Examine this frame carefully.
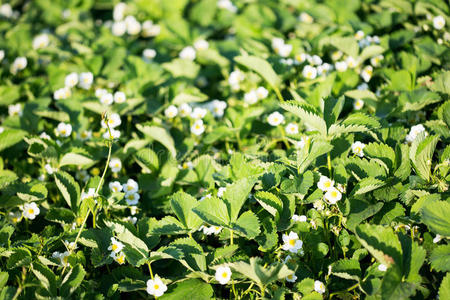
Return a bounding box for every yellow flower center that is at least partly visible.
[222,272,228,278]
[117,255,125,264]
[154,284,160,290]
[289,239,296,246]
[331,191,337,198]
[324,181,331,188]
[28,209,34,215]
[128,194,134,200]
[112,244,118,251]
[60,129,66,135]
[306,71,312,77]
[355,147,361,153]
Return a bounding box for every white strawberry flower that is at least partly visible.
[109,157,122,173]
[81,188,96,201]
[65,72,79,88]
[123,179,139,193]
[286,273,297,282]
[296,135,311,149]
[11,57,27,74]
[433,16,445,30]
[285,123,299,135]
[292,214,307,222]
[295,53,306,64]
[378,264,387,272]
[215,266,232,285]
[217,187,227,198]
[352,141,366,157]
[110,251,126,264]
[244,90,258,105]
[191,107,207,119]
[354,30,365,40]
[146,276,167,297]
[210,100,227,117]
[142,21,160,37]
[56,122,72,137]
[108,237,124,253]
[165,105,178,118]
[113,2,127,21]
[314,280,326,294]
[346,56,358,69]
[8,103,22,116]
[353,99,364,110]
[317,176,334,191]
[44,163,54,175]
[267,111,284,126]
[299,12,313,23]
[194,39,209,51]
[103,128,121,139]
[324,187,342,204]
[217,0,237,13]
[0,4,13,18]
[143,48,156,60]
[433,234,442,243]
[335,61,348,72]
[302,65,317,79]
[125,16,141,35]
[125,192,140,205]
[179,46,196,61]
[256,86,269,99]
[282,231,303,253]
[0,50,4,62]
[95,88,108,98]
[112,21,126,36]
[361,65,373,82]
[100,93,113,105]
[109,181,123,193]
[179,103,192,117]
[370,55,383,67]
[21,202,40,220]
[32,33,50,50]
[406,124,427,143]
[331,50,343,61]
[79,72,93,89]
[309,55,322,66]
[53,87,72,100]
[191,119,205,135]
[101,113,121,129]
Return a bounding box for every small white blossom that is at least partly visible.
[81,188,96,201]
[100,93,114,105]
[433,234,442,244]
[101,113,121,129]
[110,251,126,264]
[217,187,227,198]
[125,192,140,205]
[191,119,205,135]
[353,99,364,110]
[302,65,317,79]
[282,231,303,253]
[113,2,127,21]
[146,276,167,297]
[370,55,383,67]
[8,103,22,117]
[406,124,427,143]
[109,181,123,193]
[286,273,297,283]
[299,12,313,24]
[56,122,72,137]
[108,237,124,253]
[179,46,196,61]
[125,16,141,35]
[142,21,161,37]
[53,87,72,100]
[256,86,269,99]
[109,157,122,173]
[191,107,208,119]
[143,48,157,60]
[11,57,27,74]
[352,141,366,157]
[194,39,209,51]
[285,123,299,135]
[21,202,40,220]
[179,103,192,117]
[361,65,373,82]
[433,16,446,30]
[335,61,348,72]
[317,176,334,192]
[324,187,342,204]
[165,105,178,118]
[292,214,307,222]
[79,72,93,89]
[65,72,79,88]
[244,90,258,105]
[32,34,50,49]
[210,100,227,117]
[314,280,326,294]
[215,266,232,285]
[217,0,237,13]
[267,111,284,126]
[378,264,387,272]
[44,164,54,175]
[123,178,139,193]
[112,21,127,36]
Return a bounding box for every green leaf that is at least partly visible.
[117,279,146,292]
[350,177,385,196]
[160,279,213,300]
[227,257,294,287]
[7,248,32,269]
[0,129,26,152]
[323,97,345,128]
[410,135,439,181]
[431,71,450,95]
[45,207,76,224]
[151,216,187,235]
[31,262,57,296]
[162,58,200,79]
[134,148,159,173]
[0,170,18,190]
[59,152,95,167]
[172,92,208,105]
[358,45,385,63]
[328,36,359,58]
[233,210,260,239]
[34,110,70,122]
[364,142,396,172]
[280,101,327,136]
[169,237,206,272]
[430,244,450,272]
[171,191,203,231]
[330,259,361,281]
[234,55,280,88]
[137,124,177,159]
[439,273,450,300]
[0,85,20,106]
[421,201,450,236]
[222,177,255,222]
[280,170,314,198]
[381,266,416,300]
[193,196,229,227]
[346,200,384,232]
[0,272,8,290]
[355,224,402,268]
[254,191,283,217]
[60,264,86,297]
[54,171,81,209]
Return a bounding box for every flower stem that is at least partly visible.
[230,229,234,245]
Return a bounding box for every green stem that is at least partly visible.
[274,87,284,102]
[230,229,234,245]
[147,262,154,280]
[327,153,332,176]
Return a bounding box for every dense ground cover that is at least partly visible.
[0,0,449,299]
